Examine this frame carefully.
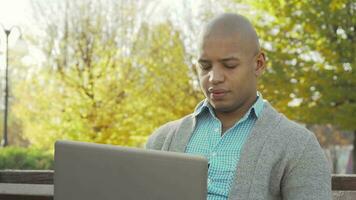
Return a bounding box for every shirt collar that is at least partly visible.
[252,92,264,118]
[193,92,265,119]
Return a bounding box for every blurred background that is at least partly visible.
[0,0,354,174]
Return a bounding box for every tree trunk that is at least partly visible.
[353,130,356,174]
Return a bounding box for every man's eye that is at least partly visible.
[224,64,237,68]
[199,63,211,70]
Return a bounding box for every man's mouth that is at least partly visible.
[209,88,228,99]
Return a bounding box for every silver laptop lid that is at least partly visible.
[54,140,208,200]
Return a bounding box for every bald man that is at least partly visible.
[146,13,331,200]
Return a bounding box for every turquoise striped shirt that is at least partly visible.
[185,94,264,200]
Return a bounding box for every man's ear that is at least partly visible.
[254,51,266,77]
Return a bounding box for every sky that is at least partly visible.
[0,0,213,30]
[0,0,233,83]
[0,0,33,67]
[0,0,32,28]
[0,0,222,69]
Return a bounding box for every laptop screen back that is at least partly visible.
[54,140,208,200]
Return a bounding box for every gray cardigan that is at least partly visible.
[146,102,332,200]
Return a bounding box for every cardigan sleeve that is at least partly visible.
[145,119,182,150]
[145,122,171,150]
[281,133,332,200]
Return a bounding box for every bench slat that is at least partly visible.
[1,170,356,200]
[0,195,53,200]
[0,183,53,196]
[333,191,356,200]
[332,175,356,191]
[0,170,53,184]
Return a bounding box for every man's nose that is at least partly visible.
[208,66,224,84]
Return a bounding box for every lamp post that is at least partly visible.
[0,24,21,147]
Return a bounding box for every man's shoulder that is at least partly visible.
[270,109,323,160]
[278,114,315,143]
[263,102,315,143]
[145,114,193,150]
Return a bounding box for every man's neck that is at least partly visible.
[215,95,258,134]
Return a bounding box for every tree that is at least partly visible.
[232,0,355,170]
[12,0,201,151]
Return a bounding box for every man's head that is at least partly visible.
[197,13,266,114]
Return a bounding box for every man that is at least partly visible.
[146,13,331,200]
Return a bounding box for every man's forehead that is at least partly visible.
[198,35,246,58]
[201,33,242,46]
[198,47,243,61]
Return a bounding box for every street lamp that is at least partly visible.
[0,24,22,147]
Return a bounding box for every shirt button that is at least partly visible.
[214,128,219,132]
[208,178,211,184]
[211,152,217,157]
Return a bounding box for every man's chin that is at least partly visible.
[209,101,232,113]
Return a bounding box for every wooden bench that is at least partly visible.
[1,170,356,199]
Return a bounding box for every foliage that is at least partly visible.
[233,0,355,130]
[0,146,53,170]
[11,0,201,150]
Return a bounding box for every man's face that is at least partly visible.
[197,34,261,113]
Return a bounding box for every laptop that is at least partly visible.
[54,140,208,200]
